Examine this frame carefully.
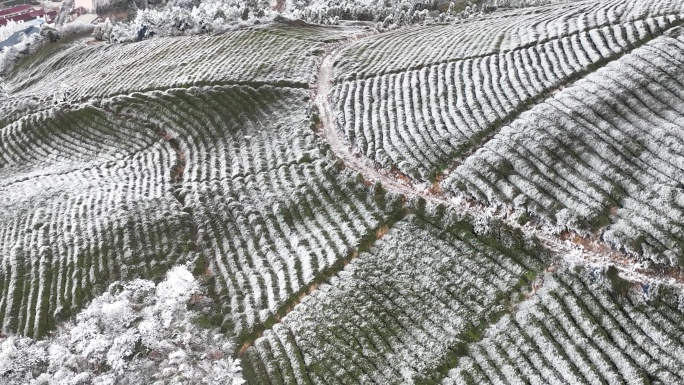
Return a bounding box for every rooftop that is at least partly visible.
[0,24,39,49]
[73,13,98,24]
[0,4,31,17]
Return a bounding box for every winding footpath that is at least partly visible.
[313,36,684,288]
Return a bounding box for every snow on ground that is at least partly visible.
[0,266,244,385]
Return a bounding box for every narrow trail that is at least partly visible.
[318,60,406,196]
[99,105,202,256]
[313,35,684,289]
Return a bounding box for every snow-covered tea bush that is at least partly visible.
[444,30,684,264]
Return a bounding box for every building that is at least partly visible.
[72,13,98,24]
[74,0,95,12]
[0,5,57,26]
[0,0,30,9]
[0,4,32,20]
[0,21,42,49]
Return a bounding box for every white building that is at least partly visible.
[74,0,95,12]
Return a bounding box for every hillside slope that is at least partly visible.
[2,0,684,383]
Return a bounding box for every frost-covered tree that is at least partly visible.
[98,0,277,41]
[93,18,114,41]
[1,20,96,75]
[0,266,245,385]
[486,0,579,7]
[0,20,23,41]
[99,0,489,41]
[0,32,44,76]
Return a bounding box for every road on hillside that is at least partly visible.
[312,36,684,287]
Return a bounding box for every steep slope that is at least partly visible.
[241,212,550,384]
[444,32,684,265]
[0,23,367,127]
[329,0,683,180]
[2,0,684,383]
[106,85,396,342]
[443,266,684,385]
[333,0,684,78]
[0,106,193,338]
[0,24,376,340]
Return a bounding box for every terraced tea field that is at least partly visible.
[444,34,684,265]
[331,0,683,179]
[241,213,550,384]
[0,105,193,338]
[2,0,684,383]
[0,23,367,127]
[106,85,396,340]
[443,266,684,385]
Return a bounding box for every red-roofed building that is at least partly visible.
[0,4,31,17]
[0,5,56,25]
[0,5,33,17]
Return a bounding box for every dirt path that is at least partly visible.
[313,36,684,288]
[315,54,423,199]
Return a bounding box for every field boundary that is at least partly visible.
[236,208,409,356]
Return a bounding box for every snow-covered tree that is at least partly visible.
[0,266,245,385]
[0,32,44,76]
